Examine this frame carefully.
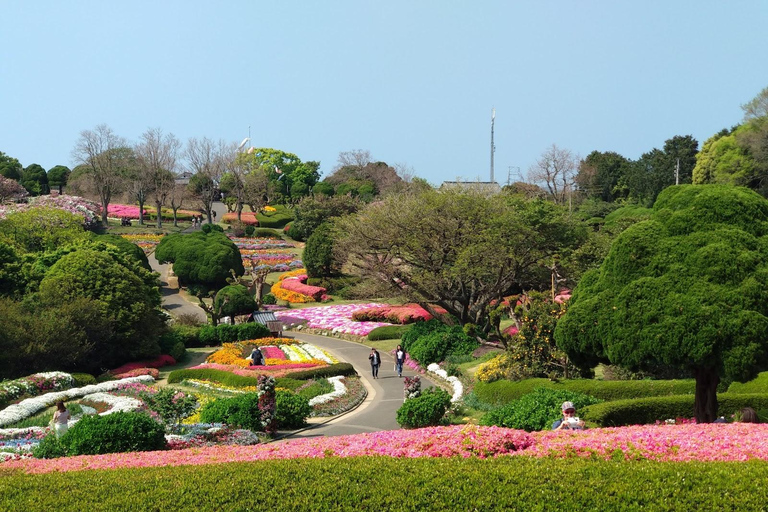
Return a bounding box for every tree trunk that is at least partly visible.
[156,204,163,229]
[101,198,109,227]
[693,367,719,423]
[138,198,145,225]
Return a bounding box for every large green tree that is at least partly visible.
[0,151,22,181]
[337,189,585,330]
[20,163,49,195]
[576,151,634,202]
[47,165,71,194]
[555,184,768,423]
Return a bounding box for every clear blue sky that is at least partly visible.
[2,1,767,186]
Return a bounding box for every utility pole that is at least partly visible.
[490,108,496,183]
[675,158,680,185]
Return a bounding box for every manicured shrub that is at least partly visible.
[214,285,257,318]
[480,387,602,431]
[139,388,198,427]
[167,368,261,387]
[60,412,166,455]
[252,228,281,238]
[288,363,356,380]
[396,388,452,428]
[581,392,768,427]
[261,293,277,305]
[354,304,443,324]
[32,434,66,459]
[155,229,243,289]
[256,206,293,229]
[199,392,263,431]
[198,322,270,346]
[71,373,96,387]
[728,372,768,393]
[275,390,312,429]
[473,378,697,407]
[407,327,478,366]
[279,278,326,301]
[367,325,411,341]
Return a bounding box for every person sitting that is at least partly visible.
[552,401,585,430]
[737,407,760,423]
[52,401,71,438]
[250,347,264,366]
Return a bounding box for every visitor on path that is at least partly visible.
[52,401,70,438]
[250,347,264,366]
[192,216,197,228]
[395,345,406,377]
[552,401,585,430]
[212,210,217,221]
[369,348,381,379]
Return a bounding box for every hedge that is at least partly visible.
[474,378,697,407]
[256,207,293,229]
[367,325,411,341]
[581,393,768,427]
[3,458,768,511]
[167,364,356,387]
[728,372,768,394]
[198,323,270,346]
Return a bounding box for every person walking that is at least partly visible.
[368,348,381,379]
[395,345,406,377]
[52,401,71,438]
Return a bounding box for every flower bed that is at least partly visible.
[119,233,166,254]
[229,237,302,272]
[426,363,464,403]
[274,304,394,336]
[106,355,176,378]
[222,212,259,225]
[0,372,75,409]
[352,304,445,324]
[271,280,315,303]
[206,341,333,370]
[107,203,147,220]
[279,277,326,301]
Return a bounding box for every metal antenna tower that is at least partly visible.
[490,108,496,182]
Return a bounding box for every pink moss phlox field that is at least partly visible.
[259,346,286,360]
[2,426,532,474]
[523,423,768,462]
[274,303,393,336]
[108,355,175,376]
[189,362,320,376]
[280,278,326,301]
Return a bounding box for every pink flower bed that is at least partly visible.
[274,303,393,336]
[114,368,160,379]
[4,426,532,474]
[351,304,445,324]
[107,204,147,219]
[260,346,286,360]
[189,362,321,375]
[108,355,176,376]
[280,278,326,301]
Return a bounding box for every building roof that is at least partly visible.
[251,311,279,325]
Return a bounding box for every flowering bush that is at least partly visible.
[113,368,160,380]
[138,388,198,429]
[475,353,512,383]
[404,376,421,400]
[426,363,464,403]
[106,355,175,378]
[28,195,101,227]
[222,212,259,225]
[352,304,446,324]
[107,203,147,220]
[279,277,326,301]
[273,304,394,336]
[0,372,75,409]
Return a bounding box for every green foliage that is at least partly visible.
[5,458,768,510]
[288,195,362,241]
[155,230,243,289]
[473,378,696,407]
[32,434,66,459]
[556,184,768,421]
[168,368,261,387]
[728,372,768,393]
[0,151,22,180]
[47,165,71,193]
[199,392,263,431]
[261,293,277,305]
[274,390,311,429]
[401,320,478,366]
[287,363,356,380]
[71,373,96,387]
[61,412,166,455]
[480,387,601,431]
[396,388,452,428]
[0,207,88,253]
[163,324,202,348]
[252,228,281,238]
[256,204,294,228]
[693,126,756,188]
[303,222,341,278]
[20,163,49,195]
[198,322,270,346]
[367,325,411,341]
[581,393,768,427]
[90,233,151,270]
[214,285,256,318]
[140,388,198,427]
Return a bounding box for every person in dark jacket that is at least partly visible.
[250,347,264,366]
[368,348,381,379]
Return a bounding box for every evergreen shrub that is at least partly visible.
[199,393,263,431]
[275,390,311,429]
[61,412,166,455]
[396,388,451,428]
[480,387,601,431]
[367,325,410,341]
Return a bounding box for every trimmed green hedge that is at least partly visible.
[256,207,294,228]
[71,373,96,387]
[367,325,411,341]
[474,378,697,407]
[198,323,270,346]
[728,372,768,394]
[581,393,768,427]
[168,364,356,388]
[3,458,768,510]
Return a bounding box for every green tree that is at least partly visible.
[577,151,634,202]
[20,163,49,196]
[0,207,88,253]
[555,184,768,423]
[47,165,71,194]
[622,135,698,205]
[337,189,585,330]
[303,222,341,278]
[214,284,256,318]
[155,230,244,290]
[0,151,22,180]
[288,195,362,241]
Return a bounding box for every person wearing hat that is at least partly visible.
[552,401,585,430]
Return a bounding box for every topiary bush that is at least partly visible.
[473,378,697,407]
[287,363,356,380]
[155,229,242,289]
[71,373,97,387]
[367,325,411,341]
[728,372,768,393]
[198,322,270,346]
[199,392,263,431]
[396,388,452,428]
[167,368,260,387]
[60,412,166,455]
[214,285,257,318]
[275,390,312,429]
[581,392,768,427]
[480,387,601,432]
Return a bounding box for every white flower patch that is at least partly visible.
[299,343,337,364]
[426,363,464,403]
[0,375,154,428]
[308,377,347,406]
[79,392,143,415]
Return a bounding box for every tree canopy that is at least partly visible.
[336,189,585,330]
[555,184,768,422]
[155,230,244,289]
